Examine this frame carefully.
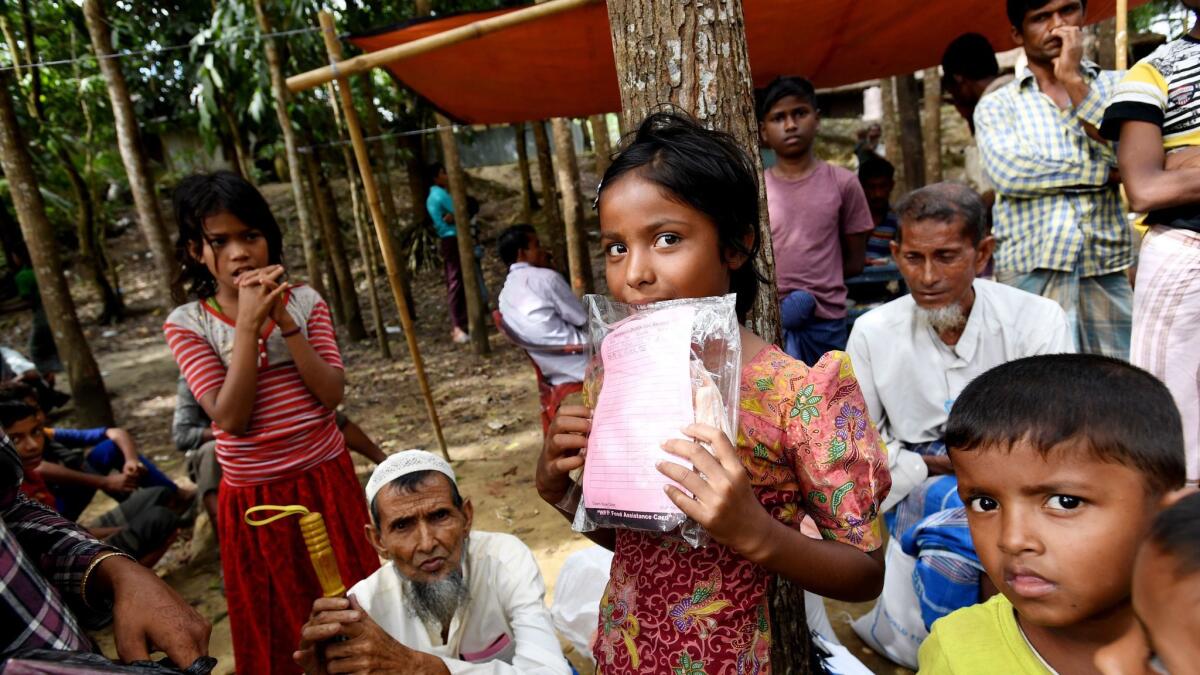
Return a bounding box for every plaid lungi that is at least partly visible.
[995,267,1132,359]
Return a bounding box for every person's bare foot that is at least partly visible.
[451,327,470,344]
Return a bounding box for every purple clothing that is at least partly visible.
[0,434,117,656]
[767,162,874,319]
[441,236,468,331]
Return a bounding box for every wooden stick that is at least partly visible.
[290,0,598,93]
[1115,0,1128,71]
[319,11,449,461]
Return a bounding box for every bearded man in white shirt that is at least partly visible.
[496,225,587,384]
[295,451,570,675]
[848,182,1074,515]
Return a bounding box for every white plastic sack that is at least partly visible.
[850,538,926,670]
[550,545,614,663]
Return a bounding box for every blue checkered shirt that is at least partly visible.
[975,62,1132,276]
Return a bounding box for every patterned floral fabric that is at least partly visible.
[594,347,891,674]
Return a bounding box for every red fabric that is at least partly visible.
[349,0,1148,125]
[19,467,56,509]
[219,451,380,675]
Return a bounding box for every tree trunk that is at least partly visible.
[436,114,490,355]
[0,69,113,426]
[346,161,391,358]
[218,93,255,183]
[605,1,802,670]
[303,148,367,341]
[401,130,432,230]
[253,0,327,303]
[921,68,943,184]
[607,0,781,344]
[550,118,592,296]
[895,73,926,190]
[590,114,612,178]
[531,120,567,267]
[18,0,41,121]
[83,0,177,308]
[337,79,413,325]
[879,77,906,193]
[513,122,537,223]
[59,146,124,324]
[578,116,593,151]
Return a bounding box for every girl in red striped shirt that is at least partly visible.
[164,172,378,674]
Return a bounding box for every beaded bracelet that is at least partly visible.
[80,550,136,610]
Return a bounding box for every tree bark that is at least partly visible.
[436,114,490,355]
[338,79,413,325]
[218,93,255,183]
[879,77,906,193]
[578,115,593,151]
[513,122,537,223]
[550,118,592,296]
[253,0,327,303]
[590,114,612,178]
[605,1,804,669]
[0,69,113,426]
[303,148,367,341]
[895,73,926,190]
[531,120,567,268]
[59,146,124,324]
[83,0,177,308]
[606,0,781,344]
[922,68,943,185]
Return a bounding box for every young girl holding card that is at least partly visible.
[164,172,379,674]
[535,113,892,673]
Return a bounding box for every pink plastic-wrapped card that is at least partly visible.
[570,294,741,546]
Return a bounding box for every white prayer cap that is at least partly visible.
[365,450,457,507]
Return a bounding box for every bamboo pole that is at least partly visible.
[290,0,598,93]
[319,11,449,460]
[327,83,391,359]
[1115,0,1128,70]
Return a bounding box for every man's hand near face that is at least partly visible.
[295,597,450,675]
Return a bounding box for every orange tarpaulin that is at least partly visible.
[349,0,1148,125]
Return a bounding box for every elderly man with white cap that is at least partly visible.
[294,450,570,674]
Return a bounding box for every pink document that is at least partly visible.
[582,304,696,529]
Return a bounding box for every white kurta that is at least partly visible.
[348,531,570,675]
[847,279,1074,509]
[497,263,587,385]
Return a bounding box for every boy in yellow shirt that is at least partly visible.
[918,354,1189,674]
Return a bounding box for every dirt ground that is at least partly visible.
[2,151,914,674]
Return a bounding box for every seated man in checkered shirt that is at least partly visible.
[0,432,209,664]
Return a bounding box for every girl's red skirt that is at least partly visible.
[218,450,380,674]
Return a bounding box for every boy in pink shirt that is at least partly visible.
[758,76,873,365]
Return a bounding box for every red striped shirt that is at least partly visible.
[163,286,346,487]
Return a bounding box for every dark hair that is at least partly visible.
[0,381,36,406]
[1148,492,1200,576]
[497,224,537,266]
[858,155,896,182]
[941,33,1000,90]
[946,354,1186,495]
[171,171,284,302]
[369,470,464,527]
[755,76,818,121]
[0,400,38,429]
[426,162,446,184]
[597,110,764,320]
[894,182,988,246]
[1007,0,1086,29]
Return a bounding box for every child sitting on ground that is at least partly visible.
[918,354,1189,674]
[0,400,181,566]
[0,380,186,520]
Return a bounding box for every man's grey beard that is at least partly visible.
[402,551,470,626]
[916,302,968,334]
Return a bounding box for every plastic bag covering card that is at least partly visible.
[582,304,696,526]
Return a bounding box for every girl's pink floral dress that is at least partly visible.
[595,347,892,674]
